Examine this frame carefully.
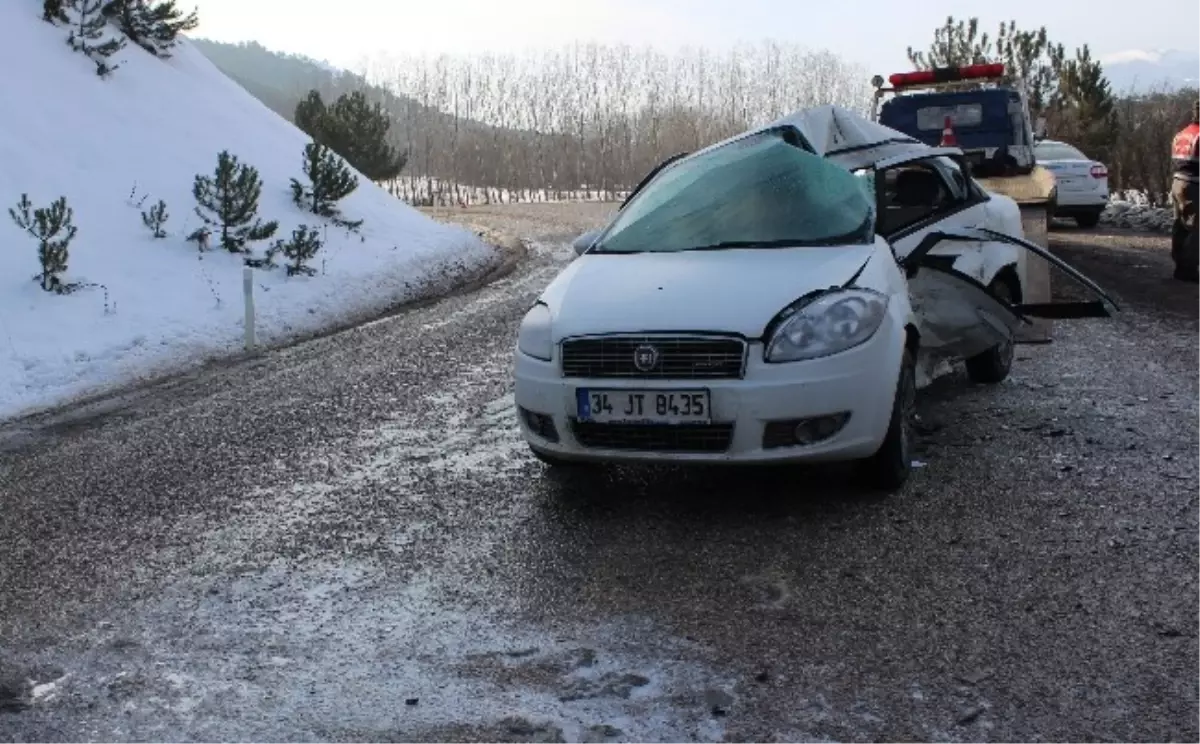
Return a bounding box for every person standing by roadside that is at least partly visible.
[1169,100,1199,282]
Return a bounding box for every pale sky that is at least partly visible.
[191,0,1200,77]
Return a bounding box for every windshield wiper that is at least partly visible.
[680,240,781,251]
[680,236,865,251]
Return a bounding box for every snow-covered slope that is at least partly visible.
[0,4,493,420]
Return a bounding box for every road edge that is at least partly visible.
[0,232,529,432]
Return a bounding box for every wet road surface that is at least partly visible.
[1,205,1196,742]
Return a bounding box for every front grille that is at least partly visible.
[570,421,734,453]
[561,335,746,380]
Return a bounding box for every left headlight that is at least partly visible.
[765,289,889,363]
[517,302,553,361]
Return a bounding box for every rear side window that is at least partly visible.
[916,103,984,131]
[1035,142,1089,161]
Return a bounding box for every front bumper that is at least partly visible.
[513,321,906,465]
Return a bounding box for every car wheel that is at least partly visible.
[859,348,916,492]
[965,270,1020,385]
[1074,210,1101,228]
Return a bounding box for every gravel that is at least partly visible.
[0,203,1195,742]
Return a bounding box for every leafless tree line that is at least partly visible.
[353,42,1192,207]
[1103,86,1197,205]
[355,42,873,205]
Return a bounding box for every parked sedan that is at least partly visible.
[1035,139,1110,228]
[514,107,1118,491]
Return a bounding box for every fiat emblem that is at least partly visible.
[632,344,660,372]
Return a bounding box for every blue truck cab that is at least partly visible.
[871,65,1040,179]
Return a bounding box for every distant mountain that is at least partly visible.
[1102,49,1199,94]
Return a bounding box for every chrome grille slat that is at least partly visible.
[561,335,746,380]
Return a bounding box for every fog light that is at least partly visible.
[795,413,850,445]
[764,412,851,449]
[519,407,560,443]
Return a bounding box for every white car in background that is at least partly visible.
[1036,139,1110,228]
[513,106,1118,492]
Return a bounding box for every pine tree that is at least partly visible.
[294,90,408,182]
[43,0,69,24]
[294,91,329,142]
[279,225,323,277]
[1052,46,1118,164]
[290,142,359,217]
[102,0,198,57]
[141,198,169,238]
[907,17,1066,118]
[192,150,279,253]
[67,0,125,77]
[9,194,79,293]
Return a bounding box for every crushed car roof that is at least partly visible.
[694,104,959,171]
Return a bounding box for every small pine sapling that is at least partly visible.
[192,150,278,253]
[67,0,126,77]
[141,199,169,238]
[43,0,69,23]
[186,225,211,251]
[290,142,359,217]
[101,0,199,58]
[279,225,323,277]
[9,194,79,293]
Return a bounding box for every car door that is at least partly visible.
[871,151,997,357]
[871,151,1119,361]
[899,224,1118,355]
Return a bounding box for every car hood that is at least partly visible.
[539,242,880,340]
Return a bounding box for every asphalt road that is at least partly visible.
[0,205,1196,743]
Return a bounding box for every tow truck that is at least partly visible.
[870,62,1058,341]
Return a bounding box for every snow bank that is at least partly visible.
[0,5,493,420]
[1100,199,1175,233]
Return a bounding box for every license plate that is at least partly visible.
[576,389,711,424]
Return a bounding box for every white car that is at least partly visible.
[514,106,1117,491]
[1035,139,1110,228]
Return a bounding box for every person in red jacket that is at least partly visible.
[1169,100,1199,282]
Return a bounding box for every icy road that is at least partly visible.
[0,204,1196,742]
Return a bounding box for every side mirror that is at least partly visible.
[572,229,601,256]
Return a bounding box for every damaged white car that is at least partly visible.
[513,106,1117,490]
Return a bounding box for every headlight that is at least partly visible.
[517,302,553,361]
[765,289,889,363]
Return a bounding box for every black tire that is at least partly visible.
[859,348,916,492]
[965,270,1020,385]
[1074,210,1101,228]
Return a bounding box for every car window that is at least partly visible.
[592,129,875,254]
[928,156,970,200]
[916,103,984,131]
[876,159,965,236]
[1035,142,1089,161]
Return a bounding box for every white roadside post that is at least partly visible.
[243,265,256,350]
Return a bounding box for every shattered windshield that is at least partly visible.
[592,129,876,253]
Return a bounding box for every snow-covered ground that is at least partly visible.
[0,4,493,421]
[1100,195,1175,233]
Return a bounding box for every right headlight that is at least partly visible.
[517,302,553,361]
[765,289,889,363]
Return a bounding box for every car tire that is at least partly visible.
[965,270,1020,385]
[1074,210,1101,229]
[859,348,916,492]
